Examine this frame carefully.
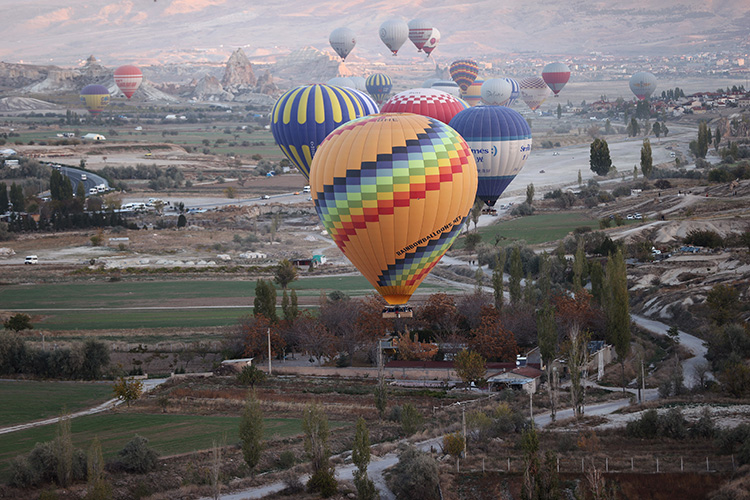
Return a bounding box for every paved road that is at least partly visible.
[58,165,109,194]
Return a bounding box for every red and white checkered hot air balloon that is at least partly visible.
[541,62,570,96]
[380,88,468,125]
[114,65,142,99]
[519,77,552,111]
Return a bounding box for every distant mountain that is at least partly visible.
[2,0,748,66]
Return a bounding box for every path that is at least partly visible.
[0,378,167,435]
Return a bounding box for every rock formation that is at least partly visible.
[221,48,257,91]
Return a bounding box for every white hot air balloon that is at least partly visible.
[519,77,552,111]
[350,76,367,92]
[327,77,356,88]
[629,71,657,100]
[407,18,432,52]
[422,28,440,57]
[431,80,461,98]
[329,27,356,61]
[379,19,409,55]
[481,78,513,106]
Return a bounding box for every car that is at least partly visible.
[24,255,38,265]
[145,152,152,157]
[552,152,560,156]
[261,195,270,200]
[634,213,642,219]
[669,152,676,158]
[539,169,545,173]
[293,191,300,195]
[80,174,87,181]
[626,214,634,220]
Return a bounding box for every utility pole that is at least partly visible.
[641,358,646,403]
[462,403,467,459]
[529,389,533,424]
[267,328,272,375]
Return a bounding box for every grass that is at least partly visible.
[0,412,342,477]
[0,381,115,427]
[456,212,600,249]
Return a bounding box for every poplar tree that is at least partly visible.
[0,182,8,211]
[239,390,264,472]
[572,239,587,294]
[537,305,558,421]
[509,246,523,306]
[604,249,631,392]
[253,279,277,322]
[352,417,376,500]
[640,138,653,178]
[589,138,612,176]
[492,250,506,312]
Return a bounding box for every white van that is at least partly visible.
[24,255,38,265]
[303,185,311,193]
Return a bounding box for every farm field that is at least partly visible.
[0,381,114,427]
[472,212,601,247]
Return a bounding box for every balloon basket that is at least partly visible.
[382,305,413,319]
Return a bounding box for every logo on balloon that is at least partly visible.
[492,146,498,157]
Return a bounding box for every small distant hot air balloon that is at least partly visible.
[629,72,657,100]
[80,84,110,116]
[114,65,142,99]
[310,113,477,305]
[463,79,483,107]
[450,59,479,93]
[329,27,356,61]
[381,88,468,124]
[449,106,532,207]
[542,62,571,96]
[481,79,513,106]
[431,80,461,98]
[422,28,440,57]
[379,19,409,55]
[270,84,376,180]
[407,19,432,52]
[519,77,552,111]
[366,73,393,105]
[327,77,356,88]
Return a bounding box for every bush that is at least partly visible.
[612,185,631,198]
[277,450,296,470]
[400,403,423,435]
[388,405,402,423]
[510,202,534,216]
[660,408,687,439]
[684,229,724,248]
[690,407,716,439]
[626,409,659,438]
[117,436,158,474]
[654,179,672,189]
[237,365,266,387]
[388,447,440,500]
[307,467,338,498]
[442,432,465,458]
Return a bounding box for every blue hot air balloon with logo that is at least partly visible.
[365,73,393,105]
[449,106,532,207]
[270,84,376,180]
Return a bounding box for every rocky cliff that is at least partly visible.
[221,49,257,91]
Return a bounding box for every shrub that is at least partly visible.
[684,229,724,248]
[626,409,659,438]
[277,450,296,470]
[237,365,266,387]
[307,467,337,498]
[510,202,534,216]
[400,403,423,435]
[690,407,716,439]
[442,432,465,458]
[612,185,631,198]
[654,179,672,189]
[660,408,687,439]
[117,436,158,474]
[388,447,440,500]
[388,405,402,423]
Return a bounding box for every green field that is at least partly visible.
[0,413,333,477]
[455,212,600,249]
[0,276,457,330]
[0,381,114,427]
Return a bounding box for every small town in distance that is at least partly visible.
[0,2,749,499]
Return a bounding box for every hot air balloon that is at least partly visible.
[347,88,380,115]
[80,84,110,116]
[329,27,356,61]
[270,84,376,180]
[431,80,461,98]
[463,79,483,107]
[379,19,409,55]
[542,62,571,96]
[366,73,393,105]
[310,113,478,305]
[407,18,432,52]
[629,72,657,100]
[481,79,513,106]
[449,106,532,207]
[327,77,356,88]
[519,77,551,111]
[350,76,367,92]
[114,65,142,99]
[422,28,440,57]
[381,88,468,124]
[450,59,479,92]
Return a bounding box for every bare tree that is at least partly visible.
[564,324,589,419]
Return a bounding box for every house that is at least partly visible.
[587,341,613,381]
[82,133,106,141]
[220,357,253,373]
[292,254,326,269]
[487,366,543,394]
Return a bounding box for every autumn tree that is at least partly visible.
[303,402,337,496]
[397,329,437,361]
[537,305,558,421]
[589,138,612,176]
[274,259,298,289]
[292,312,334,364]
[238,314,286,359]
[640,138,653,178]
[564,324,589,419]
[253,279,277,322]
[469,307,518,361]
[454,350,487,386]
[112,376,143,407]
[239,390,264,473]
[417,293,460,339]
[319,293,363,358]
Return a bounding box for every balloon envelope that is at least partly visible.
[542,62,571,95]
[379,19,409,55]
[450,59,479,92]
[519,77,551,111]
[329,27,356,61]
[270,84,376,180]
[114,65,142,99]
[350,76,367,92]
[310,113,478,305]
[366,73,393,105]
[422,28,440,56]
[80,84,110,116]
[449,106,532,207]
[381,88,468,124]
[347,88,380,115]
[462,79,483,107]
[481,79,512,106]
[629,72,657,100]
[407,18,432,52]
[431,80,461,98]
[327,77,356,88]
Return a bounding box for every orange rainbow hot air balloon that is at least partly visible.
[310,113,477,305]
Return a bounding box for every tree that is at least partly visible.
[526,183,535,205]
[696,122,709,158]
[55,413,74,487]
[470,198,483,231]
[564,324,589,418]
[589,260,604,305]
[604,249,630,392]
[714,127,722,150]
[303,402,337,496]
[521,426,540,500]
[400,403,423,435]
[577,169,583,187]
[118,436,158,473]
[556,103,562,119]
[652,121,661,139]
[239,314,285,359]
[237,365,266,388]
[112,376,143,407]
[706,284,739,326]
[374,377,388,421]
[417,293,460,338]
[274,259,298,290]
[492,251,506,312]
[177,213,187,227]
[640,138,653,178]
[9,182,24,212]
[469,307,518,361]
[454,349,486,386]
[661,123,669,137]
[389,447,439,500]
[572,239,587,294]
[589,138,612,176]
[253,279,277,322]
[352,417,377,500]
[239,390,264,472]
[626,117,640,137]
[86,436,110,499]
[537,305,558,421]
[4,313,32,332]
[509,246,523,305]
[0,182,8,211]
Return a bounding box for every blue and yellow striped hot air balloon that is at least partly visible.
[270,84,376,180]
[365,73,392,106]
[80,84,110,116]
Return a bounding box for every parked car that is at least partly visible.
[24,255,38,265]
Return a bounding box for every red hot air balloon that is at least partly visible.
[541,62,571,96]
[114,65,143,99]
[380,88,468,125]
